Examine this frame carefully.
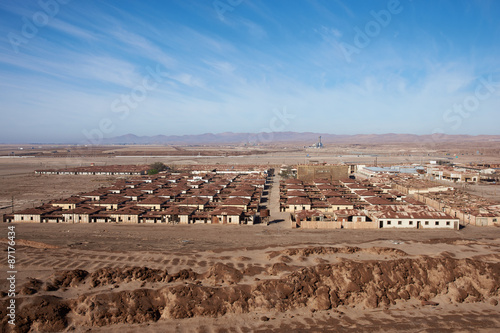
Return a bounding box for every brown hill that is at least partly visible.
[101,132,500,145]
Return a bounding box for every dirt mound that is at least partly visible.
[1,296,70,333]
[73,284,252,324]
[279,255,293,263]
[163,284,252,319]
[242,265,267,276]
[203,263,243,284]
[4,257,499,331]
[90,267,169,287]
[42,267,170,290]
[267,263,296,275]
[20,278,43,295]
[45,269,88,291]
[252,256,499,311]
[167,268,199,282]
[73,289,162,326]
[363,247,408,256]
[267,246,407,259]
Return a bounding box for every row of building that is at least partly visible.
[4,167,272,225]
[35,165,151,175]
[383,174,500,227]
[6,162,499,230]
[281,178,460,230]
[426,164,499,184]
[356,162,499,184]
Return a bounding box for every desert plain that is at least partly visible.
[1,142,500,332]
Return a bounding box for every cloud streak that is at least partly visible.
[0,0,499,143]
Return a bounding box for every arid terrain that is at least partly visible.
[1,143,499,332]
[1,223,500,332]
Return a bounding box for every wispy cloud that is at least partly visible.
[50,19,99,41]
[0,0,499,143]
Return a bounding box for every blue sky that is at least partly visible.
[0,0,499,143]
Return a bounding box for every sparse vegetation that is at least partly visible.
[280,166,295,179]
[148,162,168,175]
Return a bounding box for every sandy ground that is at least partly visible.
[1,223,500,332]
[1,148,500,332]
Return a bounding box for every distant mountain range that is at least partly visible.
[100,132,500,145]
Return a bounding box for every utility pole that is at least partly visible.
[11,196,14,214]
